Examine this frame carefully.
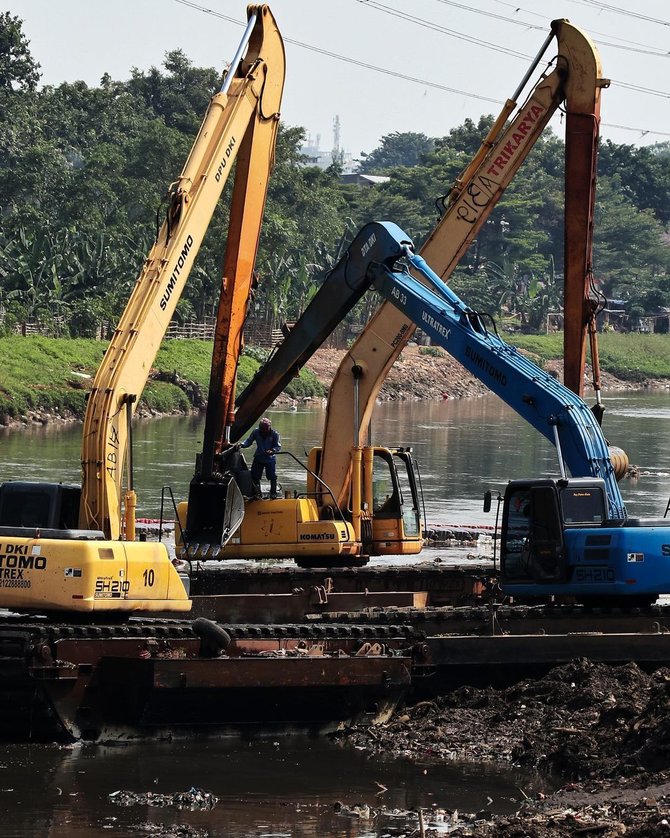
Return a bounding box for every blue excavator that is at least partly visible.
[360,222,670,605]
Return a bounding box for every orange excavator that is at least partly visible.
[317,18,610,514]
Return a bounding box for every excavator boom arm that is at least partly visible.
[231,223,413,439]
[368,224,625,519]
[79,5,285,538]
[200,26,285,473]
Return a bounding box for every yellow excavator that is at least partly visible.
[180,221,427,560]
[184,18,612,567]
[0,4,285,613]
[177,220,424,567]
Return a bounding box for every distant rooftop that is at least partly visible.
[340,173,390,187]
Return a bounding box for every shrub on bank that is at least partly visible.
[0,331,666,425]
[597,333,670,381]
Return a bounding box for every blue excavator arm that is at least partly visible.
[229,218,624,522]
[365,223,626,521]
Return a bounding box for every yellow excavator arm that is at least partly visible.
[79,5,285,539]
[319,19,607,509]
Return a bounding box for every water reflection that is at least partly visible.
[0,392,665,832]
[0,739,553,837]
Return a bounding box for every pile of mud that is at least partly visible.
[337,659,670,836]
[303,347,644,404]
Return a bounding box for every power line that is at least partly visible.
[172,0,670,142]
[270,40,504,104]
[575,0,670,26]
[432,0,670,56]
[173,0,506,103]
[612,80,670,100]
[493,0,670,27]
[358,1,532,60]
[360,0,670,100]
[359,2,670,113]
[362,0,670,59]
[603,122,670,138]
[493,0,667,36]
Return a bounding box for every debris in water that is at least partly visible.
[108,787,218,811]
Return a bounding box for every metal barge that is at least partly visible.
[4,562,670,742]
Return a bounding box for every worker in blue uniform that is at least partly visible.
[240,417,282,498]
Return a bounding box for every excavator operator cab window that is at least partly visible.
[393,451,421,538]
[525,485,566,583]
[501,487,532,579]
[372,452,399,517]
[502,482,566,583]
[371,449,421,537]
[560,486,606,525]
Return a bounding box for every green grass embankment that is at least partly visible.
[0,332,666,424]
[507,332,670,382]
[0,336,325,423]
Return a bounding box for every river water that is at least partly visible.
[0,739,549,837]
[1,389,668,523]
[0,390,668,835]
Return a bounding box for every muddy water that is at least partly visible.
[0,739,553,836]
[0,390,667,832]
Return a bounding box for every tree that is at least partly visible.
[0,12,40,92]
[358,132,434,173]
[126,49,220,133]
[2,25,669,342]
[594,175,670,304]
[441,115,496,157]
[254,125,349,324]
[599,140,670,227]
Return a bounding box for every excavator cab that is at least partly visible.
[501,478,609,585]
[501,481,567,584]
[0,481,104,539]
[0,482,79,529]
[307,445,423,557]
[370,449,422,551]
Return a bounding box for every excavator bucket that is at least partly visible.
[184,448,248,552]
[591,402,605,426]
[222,475,245,543]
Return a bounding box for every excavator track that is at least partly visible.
[3,603,667,642]
[0,613,423,653]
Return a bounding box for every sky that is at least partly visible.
[9,0,670,160]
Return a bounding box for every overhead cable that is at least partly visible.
[172,0,670,140]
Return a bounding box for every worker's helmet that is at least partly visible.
[259,417,272,431]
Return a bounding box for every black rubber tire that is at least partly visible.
[192,617,232,656]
